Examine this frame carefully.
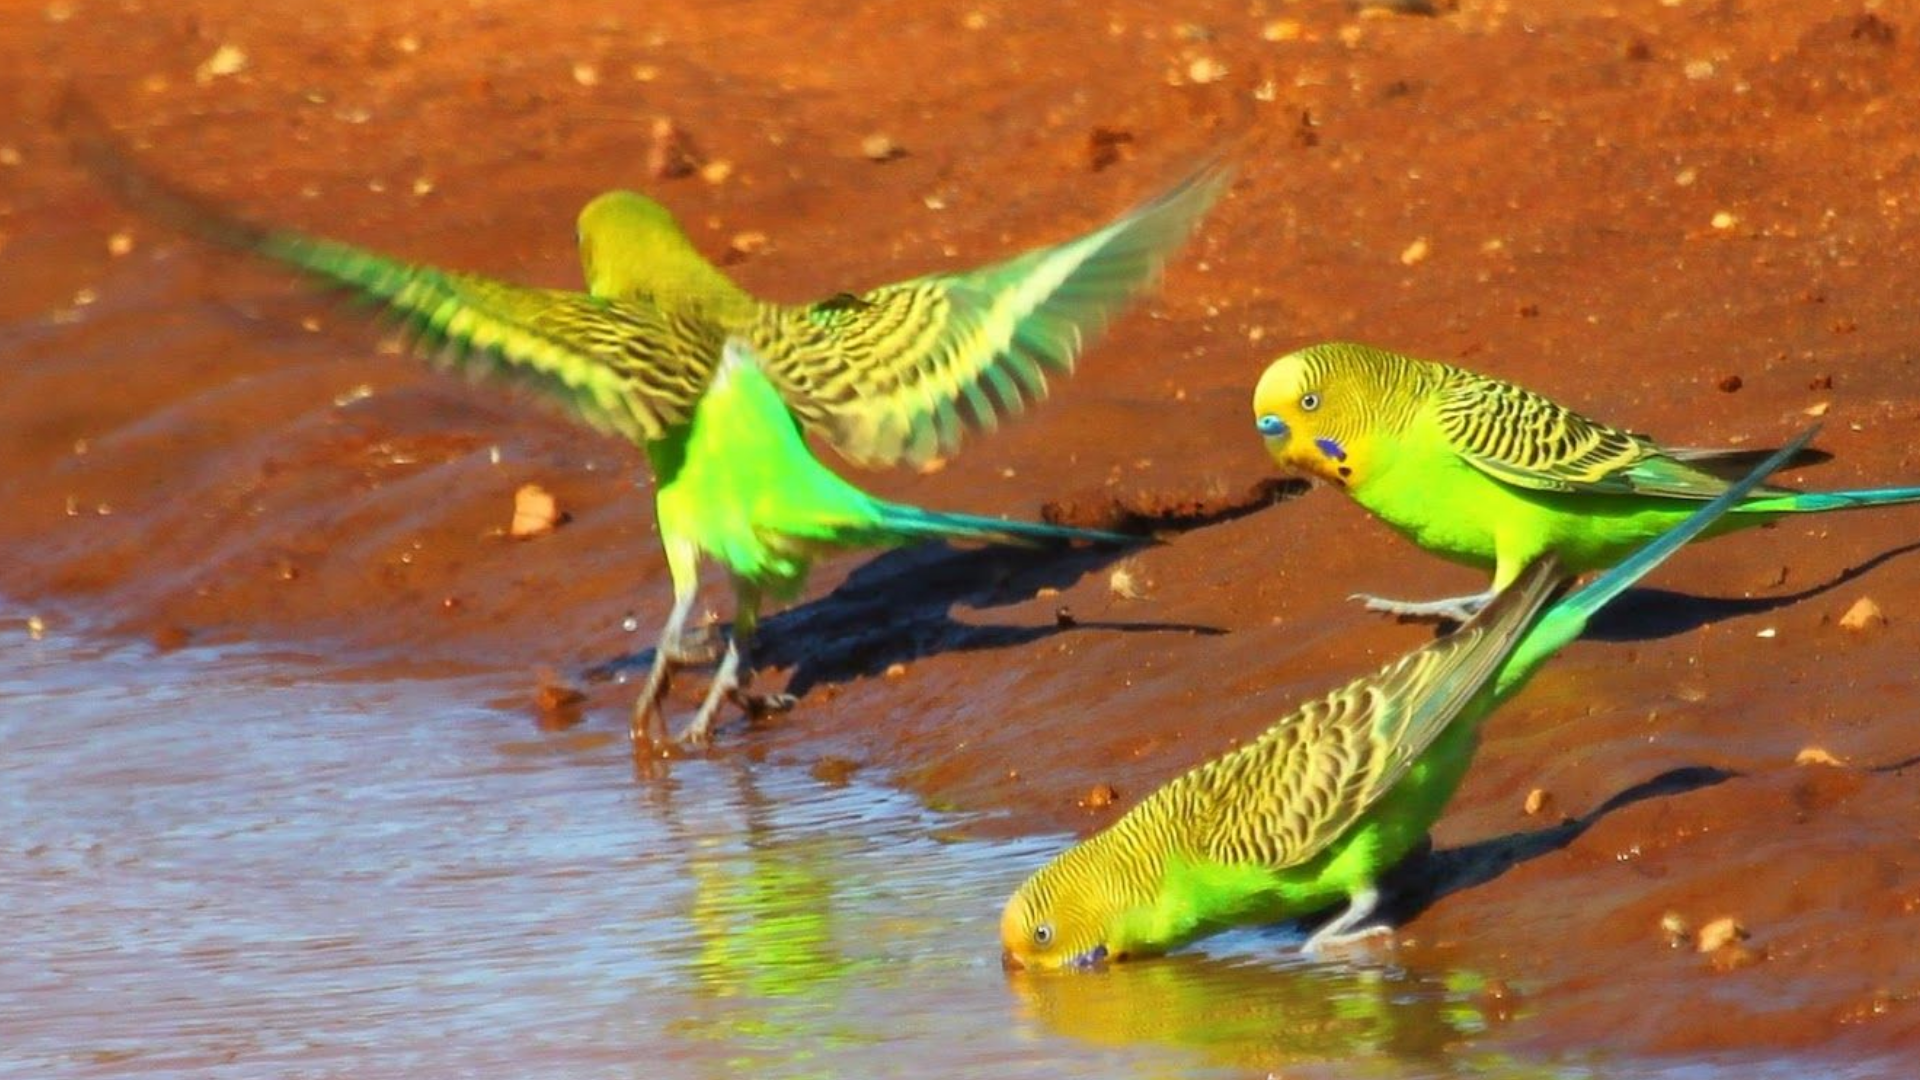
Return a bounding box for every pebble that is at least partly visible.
[195,43,249,84]
[860,133,904,162]
[728,231,770,258]
[1399,237,1431,266]
[1795,746,1844,767]
[1079,783,1118,809]
[1696,916,1747,953]
[1838,596,1885,632]
[647,117,701,179]
[1523,788,1553,816]
[1660,911,1690,948]
[510,483,562,538]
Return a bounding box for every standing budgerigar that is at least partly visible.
[1252,342,1920,622]
[64,95,1228,747]
[1000,428,1816,970]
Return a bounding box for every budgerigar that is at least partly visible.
[1000,428,1814,970]
[66,96,1227,747]
[1253,342,1920,622]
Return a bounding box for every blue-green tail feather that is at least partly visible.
[1503,425,1821,682]
[869,502,1140,549]
[1741,485,1920,514]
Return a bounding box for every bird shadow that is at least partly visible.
[583,478,1302,697]
[1581,536,1920,643]
[1367,765,1740,930]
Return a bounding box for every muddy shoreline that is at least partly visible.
[6,0,1920,1061]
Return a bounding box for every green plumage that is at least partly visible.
[1001,429,1815,969]
[66,96,1220,746]
[1252,342,1920,618]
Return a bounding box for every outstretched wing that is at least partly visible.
[1179,556,1564,870]
[754,161,1232,467]
[250,233,718,442]
[1432,367,1795,500]
[61,91,714,443]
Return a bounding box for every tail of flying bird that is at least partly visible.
[866,500,1141,550]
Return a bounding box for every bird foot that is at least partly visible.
[1350,590,1495,625]
[659,624,724,667]
[732,690,796,718]
[1302,924,1397,959]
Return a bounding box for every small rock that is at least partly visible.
[571,61,601,87]
[1808,373,1834,391]
[1710,210,1737,230]
[1717,374,1743,393]
[1087,126,1135,172]
[1261,18,1304,41]
[860,133,904,162]
[532,678,587,730]
[194,43,249,84]
[0,145,20,167]
[1795,746,1845,767]
[1709,942,1763,972]
[1079,783,1119,809]
[1755,627,1777,639]
[1660,911,1691,948]
[883,662,908,679]
[698,159,734,185]
[646,117,701,180]
[1522,788,1553,816]
[1696,916,1747,953]
[1399,237,1431,266]
[1186,56,1228,84]
[728,230,770,258]
[1109,562,1146,600]
[510,483,562,538]
[107,230,135,257]
[1804,401,1831,417]
[1054,606,1077,629]
[1838,596,1885,632]
[1035,586,1060,599]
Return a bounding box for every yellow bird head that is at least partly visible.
[1252,343,1403,490]
[575,190,745,307]
[1001,837,1164,972]
[1000,874,1113,972]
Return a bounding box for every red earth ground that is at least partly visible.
[5,0,1920,1061]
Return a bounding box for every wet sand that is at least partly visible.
[5,0,1920,1066]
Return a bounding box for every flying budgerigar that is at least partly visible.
[1000,427,1815,970]
[1252,342,1920,622]
[64,96,1228,747]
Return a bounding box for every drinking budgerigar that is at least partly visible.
[1000,427,1815,970]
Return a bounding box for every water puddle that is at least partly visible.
[0,618,1890,1078]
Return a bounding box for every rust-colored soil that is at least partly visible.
[6,0,1920,1059]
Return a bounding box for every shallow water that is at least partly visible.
[0,617,1895,1080]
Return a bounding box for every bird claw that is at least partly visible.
[733,690,796,717]
[659,625,724,666]
[1349,592,1491,625]
[1302,924,1396,959]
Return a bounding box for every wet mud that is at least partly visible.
[6,0,1920,1066]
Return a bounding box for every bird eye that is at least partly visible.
[1300,392,1321,412]
[1033,924,1053,946]
[1256,413,1286,436]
